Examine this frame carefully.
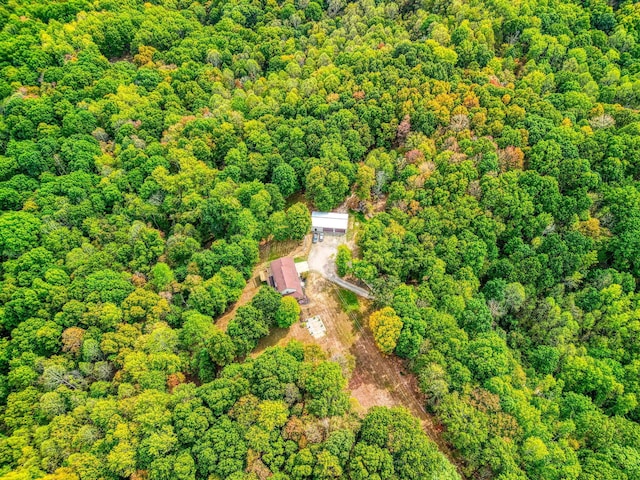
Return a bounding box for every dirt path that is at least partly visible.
[253,273,465,475]
[215,231,464,475]
[324,279,462,470]
[216,237,311,330]
[216,275,261,331]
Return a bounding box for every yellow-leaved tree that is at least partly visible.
[369,307,403,355]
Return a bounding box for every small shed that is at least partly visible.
[259,269,269,283]
[295,261,309,275]
[270,257,305,301]
[311,211,348,235]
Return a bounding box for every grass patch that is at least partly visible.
[336,288,360,314]
[351,210,366,223]
[263,239,301,262]
[266,250,281,261]
[294,256,307,263]
[285,192,309,208]
[347,211,364,242]
[253,327,291,354]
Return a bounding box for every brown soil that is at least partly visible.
[217,234,465,476]
[253,272,465,475]
[216,275,261,331]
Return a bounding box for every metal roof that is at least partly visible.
[295,261,309,274]
[311,211,348,230]
[270,257,304,300]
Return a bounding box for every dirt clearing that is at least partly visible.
[217,230,464,475]
[253,271,463,472]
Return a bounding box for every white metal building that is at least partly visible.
[311,211,348,235]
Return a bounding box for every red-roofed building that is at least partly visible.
[269,257,305,302]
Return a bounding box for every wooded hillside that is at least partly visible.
[1,0,640,478]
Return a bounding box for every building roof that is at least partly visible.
[270,257,304,299]
[295,261,309,274]
[311,211,349,230]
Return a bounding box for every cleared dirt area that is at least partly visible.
[218,228,464,474]
[307,234,340,276]
[307,223,372,298]
[254,272,463,472]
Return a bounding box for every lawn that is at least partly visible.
[336,288,360,314]
[347,211,365,242]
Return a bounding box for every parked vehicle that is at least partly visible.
[319,232,324,242]
[312,232,318,243]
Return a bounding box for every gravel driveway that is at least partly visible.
[307,234,344,276]
[307,234,372,299]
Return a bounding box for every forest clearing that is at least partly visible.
[3,0,640,478]
[235,228,466,471]
[252,269,465,472]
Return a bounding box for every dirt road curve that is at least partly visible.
[306,234,373,299]
[254,273,464,476]
[217,234,465,476]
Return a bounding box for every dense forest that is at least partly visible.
[1,0,640,478]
